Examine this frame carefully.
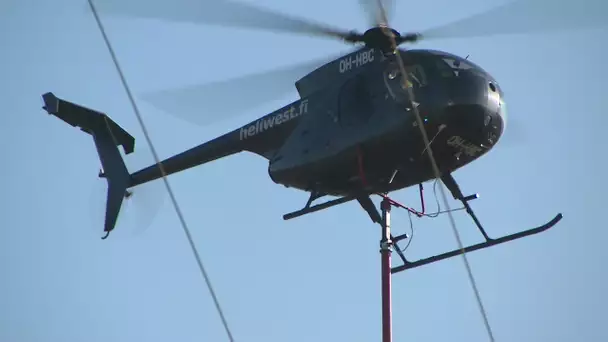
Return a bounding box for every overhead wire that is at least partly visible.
[374,0,496,340]
[86,1,235,341]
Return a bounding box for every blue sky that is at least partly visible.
[2,0,607,341]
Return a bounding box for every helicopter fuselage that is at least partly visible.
[266,48,506,196]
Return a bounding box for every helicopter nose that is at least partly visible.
[441,75,506,148]
[486,81,506,141]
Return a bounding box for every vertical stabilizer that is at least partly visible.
[42,92,135,238]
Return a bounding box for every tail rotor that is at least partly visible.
[87,147,166,239]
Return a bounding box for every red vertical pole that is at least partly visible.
[380,198,392,342]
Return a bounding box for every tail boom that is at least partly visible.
[129,135,242,187]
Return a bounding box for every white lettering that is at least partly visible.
[239,99,310,140]
[446,136,486,157]
[339,49,375,74]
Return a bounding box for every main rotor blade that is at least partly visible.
[420,0,607,40]
[96,0,358,42]
[140,54,344,127]
[358,0,395,27]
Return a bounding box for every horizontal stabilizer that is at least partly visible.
[42,92,135,155]
[42,92,135,238]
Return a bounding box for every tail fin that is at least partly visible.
[42,92,135,239]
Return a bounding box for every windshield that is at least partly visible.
[411,49,490,81]
[385,62,428,89]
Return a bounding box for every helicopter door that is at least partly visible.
[338,74,374,127]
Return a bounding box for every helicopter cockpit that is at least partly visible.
[382,49,507,132]
[435,54,486,78]
[382,57,428,105]
[426,50,507,131]
[383,49,500,94]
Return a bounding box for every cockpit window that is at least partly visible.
[434,54,486,79]
[408,64,427,87]
[433,57,455,78]
[386,63,427,88]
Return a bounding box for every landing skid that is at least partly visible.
[391,213,562,272]
[282,175,561,342]
[282,173,563,272]
[283,191,358,220]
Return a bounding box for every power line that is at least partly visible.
[86,1,235,341]
[375,1,496,340]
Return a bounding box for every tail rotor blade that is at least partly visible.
[122,147,167,237]
[87,179,166,239]
[95,0,360,42]
[419,0,607,41]
[88,147,167,239]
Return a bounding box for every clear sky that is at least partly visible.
[2,0,607,341]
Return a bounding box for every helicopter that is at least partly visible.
[38,0,579,270]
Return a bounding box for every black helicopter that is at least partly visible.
[39,0,580,269]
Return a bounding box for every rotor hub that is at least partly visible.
[362,26,402,52]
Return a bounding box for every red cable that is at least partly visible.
[379,184,426,218]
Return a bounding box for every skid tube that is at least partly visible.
[391,213,562,273]
[383,172,563,273]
